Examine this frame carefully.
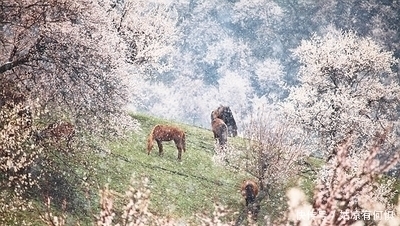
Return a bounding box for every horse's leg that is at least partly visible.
[177,147,182,160]
[156,140,163,156]
[175,140,182,160]
[213,131,219,144]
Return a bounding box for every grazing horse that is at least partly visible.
[36,121,75,148]
[211,105,238,137]
[147,124,186,160]
[211,118,228,146]
[241,179,260,219]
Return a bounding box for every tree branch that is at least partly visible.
[0,56,29,74]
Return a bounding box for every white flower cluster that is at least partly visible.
[285,29,400,158]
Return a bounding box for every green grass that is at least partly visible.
[92,113,250,221]
[14,113,400,225]
[9,113,250,225]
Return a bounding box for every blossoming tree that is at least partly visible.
[286,29,400,159]
[284,29,400,225]
[0,0,178,223]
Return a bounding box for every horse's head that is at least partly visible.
[211,110,219,121]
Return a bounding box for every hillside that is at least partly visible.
[9,113,259,225]
[92,113,251,223]
[14,114,400,225]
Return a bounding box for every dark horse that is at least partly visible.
[147,124,186,160]
[211,118,228,146]
[211,105,238,137]
[241,179,260,219]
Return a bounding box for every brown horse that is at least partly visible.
[211,105,238,137]
[211,118,228,146]
[241,179,260,219]
[36,121,75,148]
[147,124,186,160]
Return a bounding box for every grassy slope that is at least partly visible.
[96,113,250,222]
[96,113,400,224]
[20,113,400,225]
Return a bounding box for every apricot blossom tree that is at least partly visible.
[0,0,178,222]
[284,29,400,225]
[285,29,400,159]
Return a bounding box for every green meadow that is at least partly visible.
[15,113,400,225]
[94,113,251,222]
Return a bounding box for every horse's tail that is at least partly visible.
[147,126,156,154]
